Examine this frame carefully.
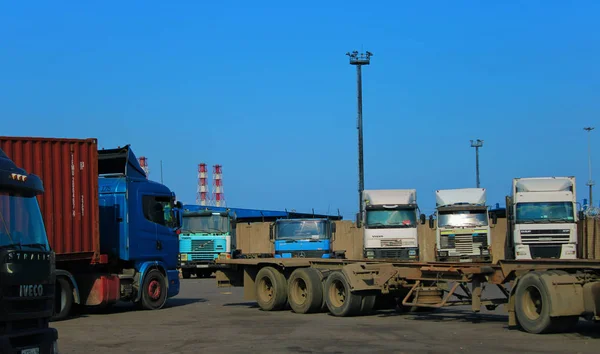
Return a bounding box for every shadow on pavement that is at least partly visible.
[77,298,208,316]
[222,302,259,309]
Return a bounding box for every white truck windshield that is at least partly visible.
[366,209,417,228]
[438,210,488,228]
[516,202,574,223]
[0,191,50,250]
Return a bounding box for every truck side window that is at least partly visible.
[142,195,175,227]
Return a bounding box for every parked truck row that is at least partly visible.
[361,177,581,263]
[209,178,595,335]
[215,255,600,335]
[0,137,183,324]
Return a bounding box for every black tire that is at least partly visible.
[197,270,213,278]
[52,277,74,321]
[324,271,362,317]
[255,266,288,311]
[514,271,571,334]
[141,269,168,310]
[181,269,192,279]
[287,268,323,314]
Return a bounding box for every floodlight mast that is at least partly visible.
[346,50,372,227]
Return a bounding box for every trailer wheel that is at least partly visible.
[255,266,288,311]
[53,277,74,321]
[514,271,574,334]
[287,268,323,314]
[324,271,362,317]
[141,269,168,310]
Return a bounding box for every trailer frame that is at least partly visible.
[215,257,600,334]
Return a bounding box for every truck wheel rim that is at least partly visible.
[329,279,346,308]
[290,278,308,305]
[522,285,542,320]
[258,277,274,302]
[148,280,161,300]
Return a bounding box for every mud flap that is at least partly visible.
[538,273,585,317]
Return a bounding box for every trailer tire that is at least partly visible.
[324,271,362,317]
[255,266,288,311]
[53,277,74,321]
[141,269,168,310]
[287,268,323,314]
[514,271,569,334]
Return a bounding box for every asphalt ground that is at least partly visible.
[52,277,600,354]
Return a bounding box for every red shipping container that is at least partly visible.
[0,136,100,262]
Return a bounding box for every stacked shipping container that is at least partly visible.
[0,136,101,262]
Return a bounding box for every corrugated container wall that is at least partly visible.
[0,137,100,262]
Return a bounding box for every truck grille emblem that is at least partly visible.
[20,284,44,297]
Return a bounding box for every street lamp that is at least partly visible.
[470,139,484,188]
[346,50,373,228]
[584,127,595,207]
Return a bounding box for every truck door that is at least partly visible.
[135,194,179,270]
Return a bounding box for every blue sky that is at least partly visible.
[1,1,598,219]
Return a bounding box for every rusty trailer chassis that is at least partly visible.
[215,258,600,334]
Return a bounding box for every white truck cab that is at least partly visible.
[362,189,426,260]
[431,188,494,262]
[506,177,581,260]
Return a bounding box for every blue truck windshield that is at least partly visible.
[276,220,329,240]
[438,210,488,228]
[0,192,50,250]
[366,209,417,228]
[516,202,575,223]
[182,215,229,234]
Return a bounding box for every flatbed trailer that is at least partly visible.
[215,257,600,334]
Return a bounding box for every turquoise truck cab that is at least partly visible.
[178,208,238,278]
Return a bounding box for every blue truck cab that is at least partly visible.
[178,208,238,278]
[97,145,182,309]
[270,218,344,259]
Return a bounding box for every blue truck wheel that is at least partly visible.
[141,269,168,310]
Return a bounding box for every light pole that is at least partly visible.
[346,50,372,228]
[584,127,595,207]
[470,139,483,188]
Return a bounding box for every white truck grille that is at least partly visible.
[520,229,571,244]
[455,235,474,254]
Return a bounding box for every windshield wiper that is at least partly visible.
[546,218,570,223]
[20,243,48,250]
[0,244,20,250]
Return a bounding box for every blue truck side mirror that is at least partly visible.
[331,222,336,233]
[269,223,274,242]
